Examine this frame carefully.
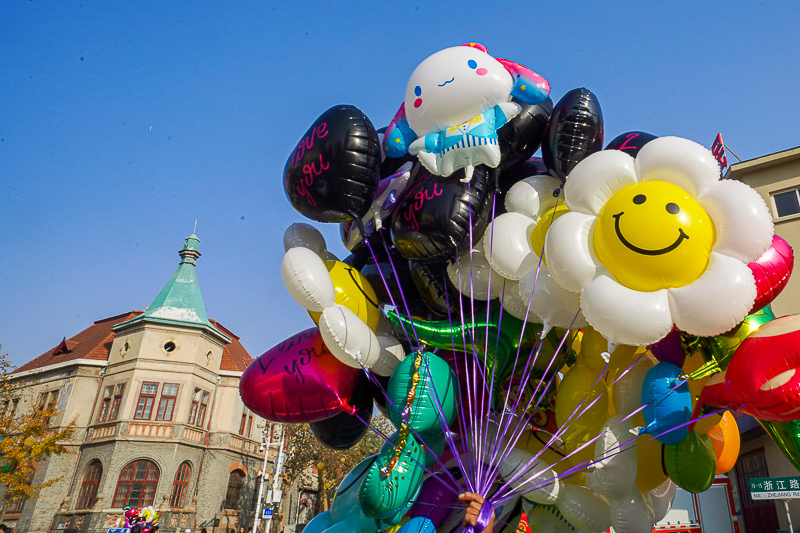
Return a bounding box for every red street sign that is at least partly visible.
[711,133,728,171]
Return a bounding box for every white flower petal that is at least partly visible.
[581,274,673,346]
[544,212,597,293]
[699,179,774,263]
[502,279,541,323]
[506,175,563,219]
[483,212,540,280]
[636,136,721,197]
[519,267,587,328]
[565,150,638,215]
[669,252,756,337]
[447,247,504,300]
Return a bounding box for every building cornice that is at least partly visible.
[9,358,107,380]
[729,146,800,174]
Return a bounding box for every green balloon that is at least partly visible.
[358,431,425,520]
[759,419,800,472]
[664,430,716,493]
[386,351,458,434]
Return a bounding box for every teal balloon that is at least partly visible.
[387,351,458,433]
[359,432,426,520]
[398,517,437,533]
[331,455,379,523]
[664,430,716,493]
[303,511,336,533]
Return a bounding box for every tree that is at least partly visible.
[283,414,394,514]
[0,346,73,507]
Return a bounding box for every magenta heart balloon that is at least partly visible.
[239,327,361,423]
[749,234,794,312]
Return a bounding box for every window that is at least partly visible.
[188,388,210,427]
[156,384,179,421]
[110,383,125,420]
[38,390,59,425]
[97,386,113,422]
[76,460,102,509]
[134,382,159,420]
[774,188,800,218]
[239,413,247,435]
[223,469,245,509]
[112,460,159,508]
[170,462,191,508]
[238,412,254,436]
[246,413,253,438]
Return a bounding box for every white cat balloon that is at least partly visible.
[383,43,549,181]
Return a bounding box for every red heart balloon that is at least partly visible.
[749,234,794,312]
[239,327,360,423]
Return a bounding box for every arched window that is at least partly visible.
[170,462,192,508]
[112,460,159,508]
[223,469,245,509]
[76,460,103,509]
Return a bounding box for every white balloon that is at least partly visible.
[613,355,655,417]
[318,305,380,368]
[502,279,542,323]
[283,222,328,258]
[524,505,577,533]
[610,491,655,533]
[544,212,597,293]
[668,252,756,337]
[483,212,540,280]
[564,150,638,216]
[557,484,611,533]
[519,268,587,329]
[281,247,335,312]
[698,179,773,264]
[646,479,677,523]
[370,333,406,377]
[636,136,722,197]
[593,415,637,500]
[505,175,563,219]
[581,274,673,346]
[447,248,504,300]
[499,447,561,505]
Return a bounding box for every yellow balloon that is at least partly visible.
[580,327,640,376]
[707,411,740,474]
[593,181,716,292]
[518,429,572,476]
[556,364,609,467]
[530,204,570,265]
[308,260,381,331]
[636,435,667,492]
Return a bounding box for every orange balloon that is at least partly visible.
[706,411,740,474]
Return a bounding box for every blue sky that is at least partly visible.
[2,1,799,366]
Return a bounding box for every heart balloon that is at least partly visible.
[604,131,658,158]
[239,327,361,423]
[283,105,381,223]
[391,163,494,263]
[748,234,794,312]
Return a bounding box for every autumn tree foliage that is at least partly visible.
[283,414,395,513]
[0,347,73,505]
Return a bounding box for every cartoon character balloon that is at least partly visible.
[384,43,550,181]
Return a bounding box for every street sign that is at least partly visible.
[749,476,800,500]
[263,508,274,519]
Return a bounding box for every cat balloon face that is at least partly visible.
[404,45,515,137]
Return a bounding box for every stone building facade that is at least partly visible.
[1,234,278,533]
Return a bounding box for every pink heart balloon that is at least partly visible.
[239,327,361,423]
[749,234,794,312]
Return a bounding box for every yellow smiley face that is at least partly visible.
[593,181,716,292]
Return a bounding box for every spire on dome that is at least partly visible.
[113,232,230,342]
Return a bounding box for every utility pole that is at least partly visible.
[253,424,285,533]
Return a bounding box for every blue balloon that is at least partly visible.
[303,511,336,533]
[397,517,437,533]
[641,361,692,444]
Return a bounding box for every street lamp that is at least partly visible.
[252,424,285,533]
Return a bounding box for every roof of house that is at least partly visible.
[14,311,253,374]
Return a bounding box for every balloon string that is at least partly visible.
[480,189,567,491]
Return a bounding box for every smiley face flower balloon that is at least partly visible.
[545,136,773,346]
